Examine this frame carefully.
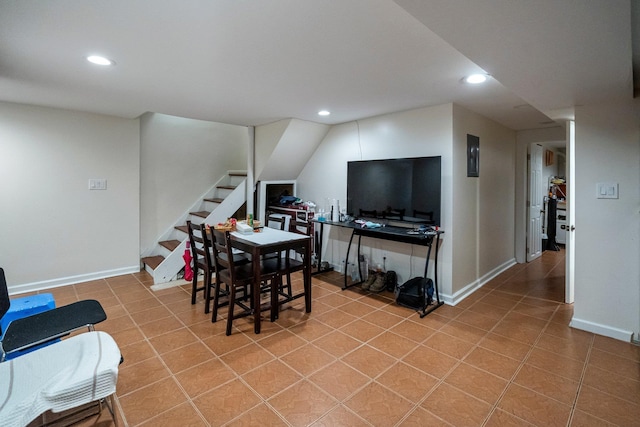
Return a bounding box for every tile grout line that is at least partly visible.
[565,333,595,427]
[65,251,609,427]
[488,302,575,427]
[122,277,211,427]
[406,292,527,426]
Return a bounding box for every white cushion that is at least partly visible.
[0,331,120,427]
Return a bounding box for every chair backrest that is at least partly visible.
[267,215,286,230]
[0,268,10,330]
[413,209,434,223]
[199,223,216,274]
[384,207,405,221]
[187,220,207,273]
[290,219,312,236]
[288,220,312,259]
[359,209,377,218]
[211,229,234,273]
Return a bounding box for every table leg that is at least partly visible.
[343,230,356,289]
[419,234,444,318]
[316,221,324,274]
[253,247,261,334]
[304,237,312,313]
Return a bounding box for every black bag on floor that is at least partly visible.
[394,277,434,310]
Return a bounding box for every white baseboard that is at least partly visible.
[569,317,634,342]
[150,271,204,291]
[150,278,192,291]
[7,266,141,296]
[442,258,517,306]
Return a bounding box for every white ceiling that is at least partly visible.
[0,1,635,131]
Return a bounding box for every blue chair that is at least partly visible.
[0,268,107,362]
[0,292,57,359]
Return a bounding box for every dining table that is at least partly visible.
[229,226,312,334]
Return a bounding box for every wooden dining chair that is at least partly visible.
[210,229,281,335]
[280,219,313,297]
[266,214,286,231]
[262,214,287,261]
[200,224,251,319]
[186,220,213,312]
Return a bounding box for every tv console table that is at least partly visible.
[313,220,444,317]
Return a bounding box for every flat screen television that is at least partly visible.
[347,156,441,226]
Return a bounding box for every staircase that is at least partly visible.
[141,172,247,285]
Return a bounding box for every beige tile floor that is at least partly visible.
[26,249,640,426]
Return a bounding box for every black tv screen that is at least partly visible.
[347,156,441,226]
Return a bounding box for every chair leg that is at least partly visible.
[226,285,236,336]
[284,272,293,297]
[190,275,198,305]
[203,272,212,314]
[105,393,119,427]
[270,276,280,322]
[212,278,221,323]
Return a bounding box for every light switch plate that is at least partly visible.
[88,179,107,190]
[596,182,618,199]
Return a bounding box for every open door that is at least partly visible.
[527,143,544,262]
[565,121,575,303]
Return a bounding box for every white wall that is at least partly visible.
[255,119,289,180]
[451,104,517,298]
[140,113,248,253]
[296,103,517,302]
[255,119,329,183]
[297,104,454,294]
[0,102,140,292]
[571,99,640,340]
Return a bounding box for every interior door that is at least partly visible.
[527,144,544,262]
[565,121,575,303]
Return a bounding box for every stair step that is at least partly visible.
[190,210,210,218]
[229,172,247,177]
[141,255,164,270]
[175,225,188,234]
[217,185,236,190]
[159,239,181,251]
[204,197,224,203]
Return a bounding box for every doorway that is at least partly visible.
[525,139,568,302]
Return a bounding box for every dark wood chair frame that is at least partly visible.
[186,220,214,313]
[210,230,282,335]
[359,209,378,218]
[413,209,435,224]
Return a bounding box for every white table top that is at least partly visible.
[230,226,309,245]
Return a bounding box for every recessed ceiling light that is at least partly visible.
[463,74,488,84]
[87,55,115,66]
[318,110,331,116]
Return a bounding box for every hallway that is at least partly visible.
[489,248,566,303]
